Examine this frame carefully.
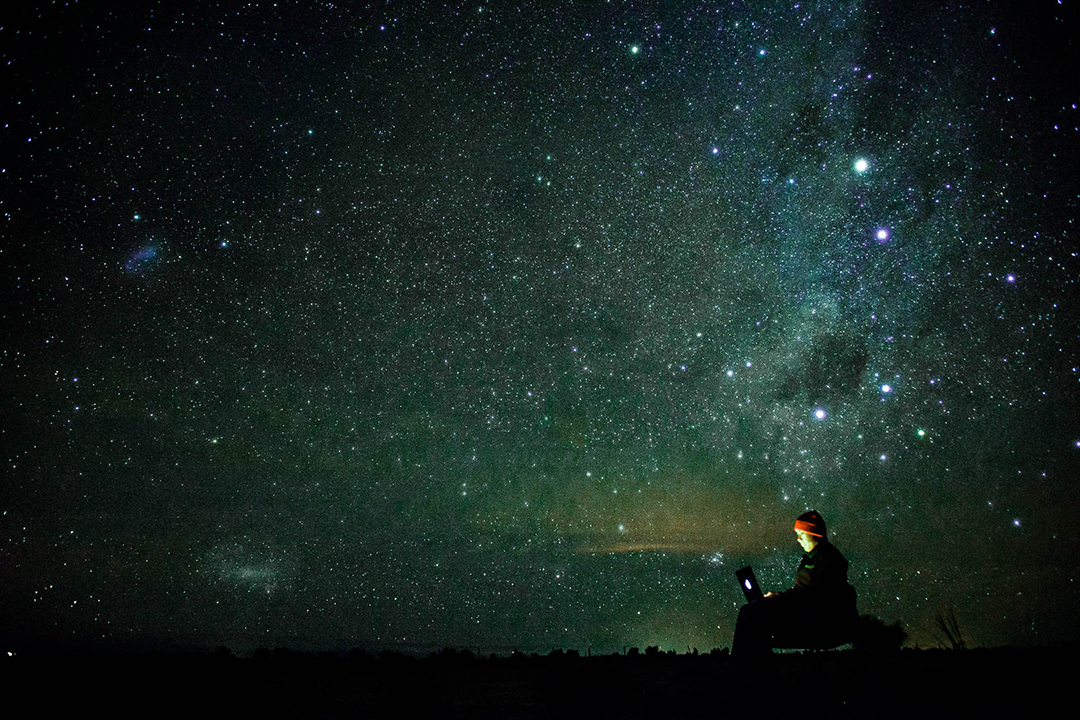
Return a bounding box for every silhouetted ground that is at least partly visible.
[2,646,1070,718]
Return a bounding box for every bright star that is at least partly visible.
[854,158,869,173]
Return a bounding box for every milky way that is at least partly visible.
[2,1,1078,654]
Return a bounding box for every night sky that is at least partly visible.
[3,1,1078,655]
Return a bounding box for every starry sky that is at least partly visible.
[2,1,1078,655]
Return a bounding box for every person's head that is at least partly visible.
[793,510,827,552]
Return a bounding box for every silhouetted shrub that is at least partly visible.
[934,608,967,650]
[853,614,907,653]
[348,648,374,662]
[273,647,307,662]
[430,647,476,662]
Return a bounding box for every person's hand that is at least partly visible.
[764,591,778,598]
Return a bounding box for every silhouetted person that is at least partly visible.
[732,510,857,657]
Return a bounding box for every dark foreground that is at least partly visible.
[4,646,1069,718]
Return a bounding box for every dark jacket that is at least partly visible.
[782,539,857,620]
[790,538,848,592]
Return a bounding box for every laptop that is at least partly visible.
[735,566,765,603]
